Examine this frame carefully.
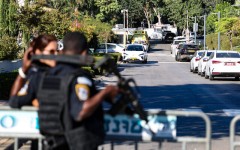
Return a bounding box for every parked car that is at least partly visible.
[171,39,187,56]
[95,43,124,54]
[163,32,176,43]
[205,50,240,80]
[122,44,147,63]
[190,50,205,73]
[197,50,215,76]
[176,43,199,61]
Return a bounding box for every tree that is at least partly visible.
[206,1,237,33]
[151,0,165,25]
[94,0,121,24]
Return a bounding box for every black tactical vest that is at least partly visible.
[37,71,79,136]
[37,69,104,150]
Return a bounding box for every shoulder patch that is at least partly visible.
[77,77,92,86]
[75,84,90,101]
[17,81,29,96]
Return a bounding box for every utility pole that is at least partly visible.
[186,10,190,43]
[217,11,221,50]
[204,14,206,50]
[194,16,197,44]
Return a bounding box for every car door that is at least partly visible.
[205,52,215,76]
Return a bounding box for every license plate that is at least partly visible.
[225,62,235,66]
[188,50,195,53]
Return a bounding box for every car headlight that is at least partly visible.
[123,53,128,55]
[139,53,144,56]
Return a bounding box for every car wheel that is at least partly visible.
[175,55,178,61]
[197,70,201,75]
[123,61,127,63]
[205,72,209,79]
[200,72,204,77]
[177,54,182,62]
[235,77,239,81]
[193,67,197,73]
[209,73,214,80]
[190,65,193,72]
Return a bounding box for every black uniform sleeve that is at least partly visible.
[9,75,38,108]
[70,76,94,121]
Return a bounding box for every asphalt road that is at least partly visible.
[100,40,240,150]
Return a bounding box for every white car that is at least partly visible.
[197,50,215,76]
[122,44,147,63]
[205,50,240,80]
[170,39,187,56]
[95,43,124,54]
[190,50,205,73]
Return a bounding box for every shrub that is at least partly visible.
[91,53,119,75]
[206,33,240,50]
[0,35,21,60]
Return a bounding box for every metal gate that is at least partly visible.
[0,107,211,150]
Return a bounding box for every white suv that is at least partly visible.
[123,44,148,63]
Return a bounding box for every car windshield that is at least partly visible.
[216,52,240,58]
[126,45,144,51]
[198,52,204,56]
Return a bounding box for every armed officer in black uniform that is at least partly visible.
[9,31,119,150]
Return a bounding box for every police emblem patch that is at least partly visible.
[75,84,90,101]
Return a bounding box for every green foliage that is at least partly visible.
[206,1,237,33]
[216,17,239,33]
[70,15,114,48]
[0,35,21,60]
[206,33,240,50]
[94,0,121,24]
[92,53,120,75]
[36,9,71,39]
[0,72,18,100]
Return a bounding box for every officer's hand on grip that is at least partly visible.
[104,85,120,103]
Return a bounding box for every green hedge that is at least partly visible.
[91,53,120,76]
[206,33,240,50]
[0,72,18,100]
[0,35,22,60]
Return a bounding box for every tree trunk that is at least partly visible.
[143,7,152,28]
[153,7,161,26]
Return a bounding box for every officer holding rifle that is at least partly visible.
[10,31,119,150]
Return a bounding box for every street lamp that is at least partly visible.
[190,15,206,50]
[212,11,221,50]
[190,16,197,44]
[121,9,129,46]
[121,9,128,30]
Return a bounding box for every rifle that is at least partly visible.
[94,55,148,123]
